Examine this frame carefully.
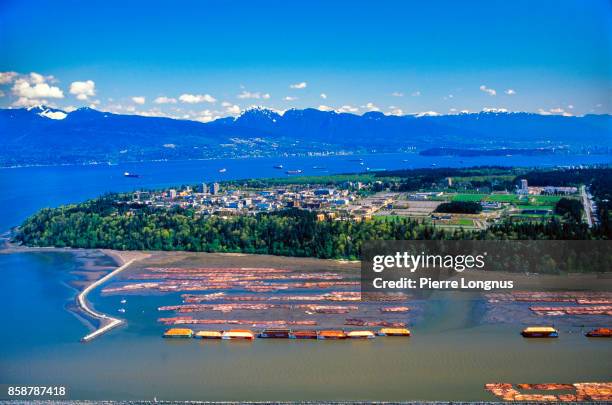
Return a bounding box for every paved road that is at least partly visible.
[580,185,594,228]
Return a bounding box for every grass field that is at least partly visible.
[452,193,567,206]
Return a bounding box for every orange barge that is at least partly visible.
[317,330,346,339]
[163,328,194,338]
[585,327,612,337]
[194,330,223,339]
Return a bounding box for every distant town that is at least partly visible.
[125,173,597,230]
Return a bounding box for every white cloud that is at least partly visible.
[284,96,298,101]
[193,109,220,123]
[13,78,64,100]
[415,111,440,117]
[318,105,334,111]
[0,71,18,84]
[504,89,516,95]
[69,80,96,100]
[179,93,217,103]
[13,97,43,107]
[289,82,307,89]
[567,104,574,109]
[388,108,403,116]
[411,91,421,97]
[482,107,508,113]
[237,91,270,100]
[320,93,327,99]
[132,96,146,105]
[391,92,404,97]
[539,107,572,116]
[479,85,496,96]
[363,102,380,112]
[337,105,359,113]
[29,72,47,84]
[154,96,177,104]
[225,104,241,115]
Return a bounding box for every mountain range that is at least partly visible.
[1,105,610,166]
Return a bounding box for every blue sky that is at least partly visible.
[0,0,610,120]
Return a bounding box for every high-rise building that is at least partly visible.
[168,189,177,199]
[521,179,528,192]
[210,182,220,195]
[200,182,207,193]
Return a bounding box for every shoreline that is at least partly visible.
[1,239,150,341]
[72,249,150,341]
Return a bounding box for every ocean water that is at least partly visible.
[0,153,611,401]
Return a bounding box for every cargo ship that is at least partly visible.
[221,329,255,340]
[521,326,558,338]
[194,331,223,339]
[585,327,612,337]
[285,169,302,175]
[273,164,283,169]
[377,328,411,336]
[346,330,376,339]
[258,328,290,338]
[163,328,194,338]
[317,330,346,340]
[218,168,227,173]
[290,330,318,339]
[123,172,140,178]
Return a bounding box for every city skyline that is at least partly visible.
[0,0,610,121]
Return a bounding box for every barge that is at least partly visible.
[317,330,346,339]
[163,328,194,338]
[222,329,255,340]
[378,327,411,336]
[194,330,223,339]
[290,330,318,339]
[585,327,612,337]
[346,330,376,339]
[521,326,559,338]
[258,328,291,338]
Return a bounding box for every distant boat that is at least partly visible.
[312,165,326,169]
[218,168,227,173]
[118,308,126,313]
[273,164,283,169]
[120,299,127,304]
[366,168,387,172]
[123,172,140,178]
[286,169,303,175]
[348,158,363,162]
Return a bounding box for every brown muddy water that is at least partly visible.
[1,251,610,402]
